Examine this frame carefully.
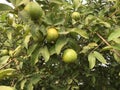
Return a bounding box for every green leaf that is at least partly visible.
[108,29,120,41]
[54,18,65,26]
[17,0,30,6]
[49,0,62,4]
[18,10,30,22]
[49,46,56,55]
[99,21,111,28]
[31,46,40,65]
[93,51,107,64]
[40,46,50,62]
[81,43,97,53]
[13,45,22,57]
[26,74,41,90]
[0,68,15,80]
[85,15,95,25]
[0,86,16,90]
[112,38,120,44]
[112,44,120,51]
[26,81,33,90]
[24,34,31,49]
[55,38,68,55]
[67,78,73,84]
[71,85,79,90]
[8,0,23,7]
[88,53,96,69]
[101,46,113,51]
[43,16,53,25]
[0,3,13,11]
[30,25,43,42]
[0,49,9,56]
[0,56,10,66]
[73,0,81,10]
[20,79,27,90]
[70,28,89,39]
[27,43,38,56]
[80,46,90,53]
[7,0,16,6]
[68,38,80,52]
[6,30,13,42]
[91,76,96,84]
[30,74,41,85]
[113,53,120,63]
[88,43,98,47]
[108,0,116,1]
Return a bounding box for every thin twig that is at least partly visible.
[91,41,103,53]
[0,58,12,70]
[96,32,120,57]
[96,32,110,46]
[109,9,119,18]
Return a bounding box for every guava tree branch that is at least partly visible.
[96,32,120,57]
[96,32,110,46]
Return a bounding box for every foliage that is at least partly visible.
[0,0,120,90]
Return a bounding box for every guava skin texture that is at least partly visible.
[71,12,80,20]
[62,49,77,63]
[46,28,59,42]
[24,2,43,20]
